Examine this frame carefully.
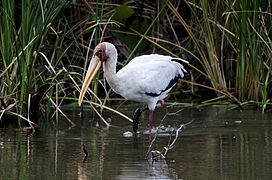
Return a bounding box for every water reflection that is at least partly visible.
[0,106,272,179]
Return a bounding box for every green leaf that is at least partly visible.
[110,5,149,52]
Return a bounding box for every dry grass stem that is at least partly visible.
[146,108,188,159]
[46,94,76,127]
[89,102,110,128]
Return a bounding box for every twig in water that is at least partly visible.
[161,120,193,158]
[82,143,88,162]
[146,108,183,159]
[82,143,88,156]
[146,108,193,160]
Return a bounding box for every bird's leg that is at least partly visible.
[149,110,153,143]
[156,100,164,108]
[133,107,149,133]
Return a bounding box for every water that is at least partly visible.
[1,104,272,179]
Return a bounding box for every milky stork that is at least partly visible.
[78,42,188,134]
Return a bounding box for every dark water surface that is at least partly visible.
[1,104,272,179]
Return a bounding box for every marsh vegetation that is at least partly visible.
[0,0,272,128]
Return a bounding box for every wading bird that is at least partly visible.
[78,42,188,134]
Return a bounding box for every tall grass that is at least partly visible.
[229,0,272,105]
[1,0,272,128]
[74,0,271,111]
[168,0,272,109]
[0,0,67,125]
[225,0,271,107]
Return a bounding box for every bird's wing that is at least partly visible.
[137,59,179,95]
[117,56,186,98]
[127,54,187,77]
[129,54,188,65]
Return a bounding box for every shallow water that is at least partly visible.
[1,104,272,179]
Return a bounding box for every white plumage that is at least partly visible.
[78,42,188,133]
[113,54,187,110]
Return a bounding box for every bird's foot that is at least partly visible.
[132,107,148,133]
[156,100,164,108]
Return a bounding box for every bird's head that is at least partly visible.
[93,43,107,62]
[78,42,116,106]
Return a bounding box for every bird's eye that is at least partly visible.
[95,49,103,60]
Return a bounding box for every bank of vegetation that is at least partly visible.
[0,0,271,128]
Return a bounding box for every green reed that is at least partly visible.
[172,0,271,109]
[0,0,66,124]
[228,0,272,105]
[2,0,271,127]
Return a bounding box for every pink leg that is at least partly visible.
[156,100,164,108]
[149,110,153,143]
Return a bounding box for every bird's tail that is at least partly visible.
[171,58,188,78]
[171,58,189,64]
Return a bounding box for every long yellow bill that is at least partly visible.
[78,56,101,106]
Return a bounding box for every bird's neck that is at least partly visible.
[103,55,120,91]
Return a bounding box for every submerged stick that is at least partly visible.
[162,120,193,157]
[82,143,88,156]
[146,108,193,160]
[82,143,88,162]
